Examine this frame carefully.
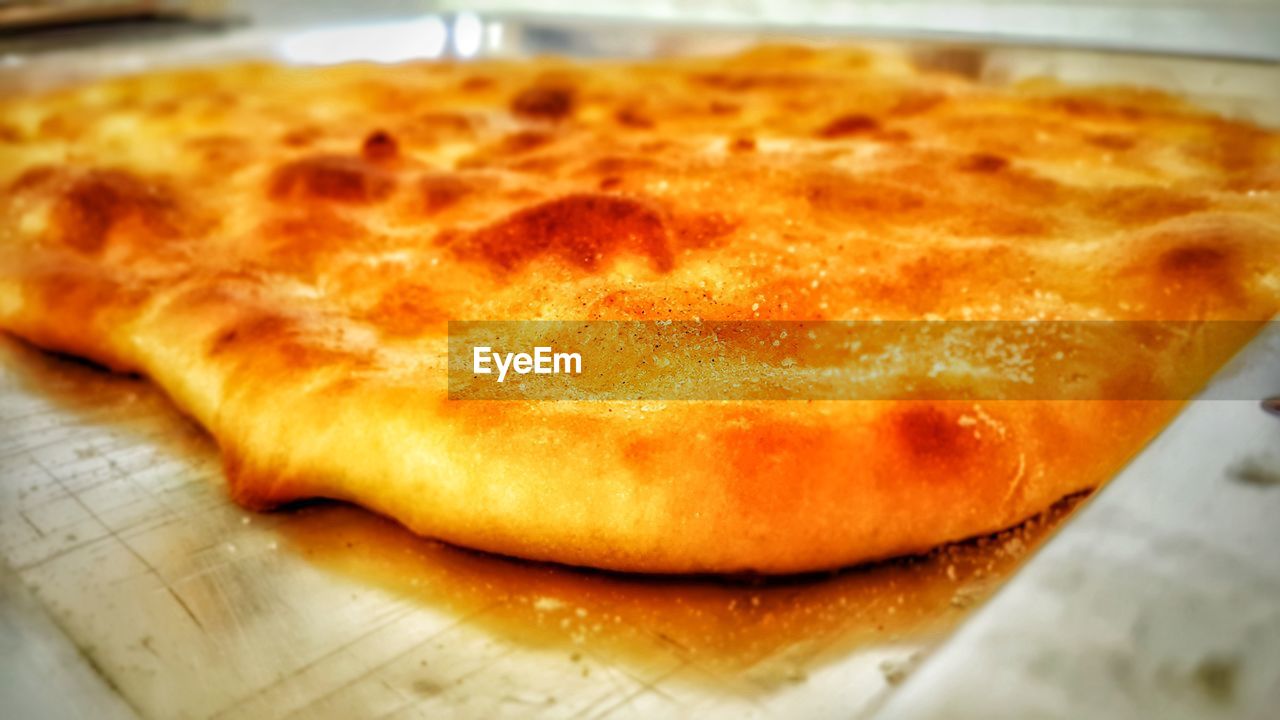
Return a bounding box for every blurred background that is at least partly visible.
[0,0,1278,60]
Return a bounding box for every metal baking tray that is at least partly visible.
[1,14,1278,720]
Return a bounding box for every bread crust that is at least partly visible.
[1,45,1277,572]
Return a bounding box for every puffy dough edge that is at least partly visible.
[216,388,1176,574]
[0,266,1181,574]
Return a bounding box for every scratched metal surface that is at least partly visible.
[1,17,1279,720]
[875,328,1280,720]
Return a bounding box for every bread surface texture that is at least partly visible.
[1,45,1277,572]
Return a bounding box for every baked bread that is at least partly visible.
[1,45,1276,573]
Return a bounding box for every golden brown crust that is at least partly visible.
[1,45,1278,573]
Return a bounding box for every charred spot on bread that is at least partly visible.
[511,84,576,121]
[959,153,1008,174]
[817,114,880,138]
[360,130,400,163]
[269,154,396,203]
[51,168,177,253]
[444,193,675,273]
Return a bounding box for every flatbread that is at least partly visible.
[1,45,1277,573]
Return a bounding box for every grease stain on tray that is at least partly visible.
[276,493,1079,682]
